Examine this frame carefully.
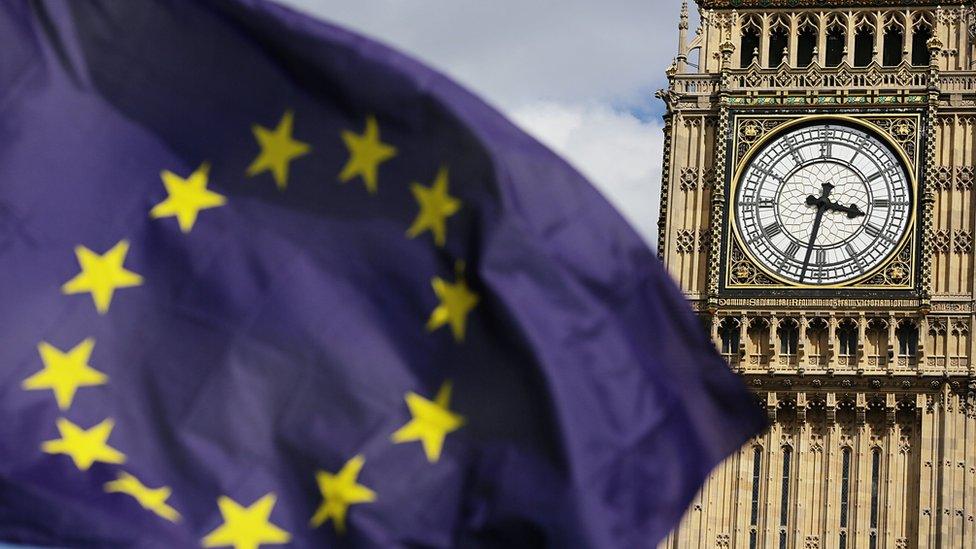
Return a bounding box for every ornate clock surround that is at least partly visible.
[719,110,925,296]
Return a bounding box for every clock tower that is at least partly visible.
[658,1,976,547]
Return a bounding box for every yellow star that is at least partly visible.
[61,240,144,314]
[246,110,311,190]
[150,162,227,233]
[202,493,291,549]
[407,167,461,247]
[391,382,465,463]
[310,454,376,534]
[427,262,479,342]
[22,339,107,411]
[338,116,397,194]
[105,471,181,522]
[42,417,126,471]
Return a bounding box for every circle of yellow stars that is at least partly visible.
[21,109,480,547]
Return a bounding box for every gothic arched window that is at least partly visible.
[883,16,905,66]
[720,317,741,355]
[749,446,762,549]
[838,319,858,356]
[796,15,818,67]
[797,28,816,67]
[866,318,887,362]
[838,447,852,549]
[869,448,882,549]
[806,317,828,361]
[769,27,789,67]
[740,17,761,67]
[826,26,846,67]
[854,26,875,67]
[749,318,771,362]
[912,16,933,66]
[896,320,919,357]
[778,446,793,549]
[779,318,799,356]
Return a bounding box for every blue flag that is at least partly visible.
[0,1,764,546]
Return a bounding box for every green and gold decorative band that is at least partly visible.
[697,0,964,9]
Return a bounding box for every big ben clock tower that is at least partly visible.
[658,1,976,547]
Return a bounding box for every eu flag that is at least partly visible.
[0,1,764,546]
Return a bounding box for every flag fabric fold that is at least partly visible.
[0,0,764,547]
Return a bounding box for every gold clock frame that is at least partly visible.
[725,113,920,290]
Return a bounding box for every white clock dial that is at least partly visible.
[734,122,912,285]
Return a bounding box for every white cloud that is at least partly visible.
[275,0,688,108]
[274,0,688,245]
[509,102,663,246]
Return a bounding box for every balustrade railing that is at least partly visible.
[727,66,929,91]
[938,72,976,93]
[670,68,976,95]
[671,74,720,95]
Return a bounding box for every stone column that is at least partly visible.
[857,313,867,373]
[874,11,884,65]
[905,11,915,65]
[711,314,721,350]
[770,314,780,370]
[789,14,799,67]
[676,1,690,73]
[918,391,937,547]
[818,11,829,66]
[970,312,976,376]
[760,13,771,68]
[888,316,897,370]
[730,10,742,70]
[798,314,808,371]
[739,314,749,364]
[828,313,838,372]
[920,316,930,369]
[845,12,856,66]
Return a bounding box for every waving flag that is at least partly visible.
[0,1,764,547]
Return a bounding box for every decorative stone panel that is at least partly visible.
[697,229,712,253]
[933,230,952,253]
[933,166,954,191]
[680,167,699,191]
[676,230,696,254]
[954,230,973,254]
[956,166,974,190]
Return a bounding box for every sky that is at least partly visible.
[274,0,695,246]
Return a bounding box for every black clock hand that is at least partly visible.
[799,183,834,283]
[800,207,826,283]
[822,199,866,219]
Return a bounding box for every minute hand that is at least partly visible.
[799,205,826,283]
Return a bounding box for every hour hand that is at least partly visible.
[824,200,866,219]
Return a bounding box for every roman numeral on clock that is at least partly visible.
[865,223,883,238]
[846,244,867,271]
[763,223,783,238]
[821,142,832,158]
[785,242,801,258]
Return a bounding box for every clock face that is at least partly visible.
[734,122,913,285]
